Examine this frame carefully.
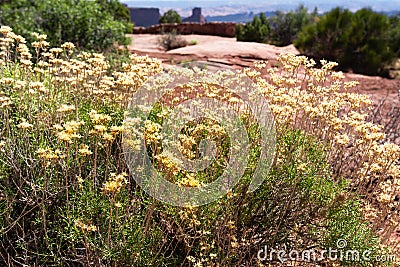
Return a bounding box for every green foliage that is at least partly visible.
[295,8,396,76]
[104,48,132,74]
[295,8,352,61]
[95,0,133,33]
[236,6,316,46]
[95,0,131,23]
[160,9,182,24]
[0,0,130,51]
[267,5,317,46]
[236,13,270,43]
[323,199,383,266]
[388,15,400,58]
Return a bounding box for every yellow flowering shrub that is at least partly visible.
[0,25,399,267]
[251,53,400,242]
[0,26,165,266]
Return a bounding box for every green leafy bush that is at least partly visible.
[0,0,130,51]
[236,13,270,43]
[388,16,400,59]
[295,8,396,76]
[236,6,316,46]
[160,9,182,24]
[96,0,133,33]
[96,0,131,23]
[266,5,317,46]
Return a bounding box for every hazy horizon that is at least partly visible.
[121,0,400,17]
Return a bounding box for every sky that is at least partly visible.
[121,0,400,16]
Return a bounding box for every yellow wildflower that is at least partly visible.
[102,132,115,142]
[78,145,92,156]
[17,119,33,130]
[102,172,128,194]
[57,104,76,113]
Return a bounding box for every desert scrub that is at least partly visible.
[295,8,397,76]
[0,0,132,51]
[159,9,182,24]
[158,30,189,51]
[144,128,383,266]
[0,25,398,267]
[248,55,400,261]
[123,66,390,266]
[0,26,170,266]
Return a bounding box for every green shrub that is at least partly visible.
[96,0,131,23]
[236,6,316,46]
[295,8,396,76]
[96,0,133,33]
[0,0,130,51]
[236,13,270,43]
[266,5,318,46]
[295,8,352,62]
[388,15,400,59]
[160,9,182,24]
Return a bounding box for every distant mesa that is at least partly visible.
[182,7,207,23]
[129,8,161,27]
[129,7,206,28]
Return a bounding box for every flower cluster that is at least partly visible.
[250,52,400,244]
[54,120,84,144]
[75,219,97,232]
[102,172,128,194]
